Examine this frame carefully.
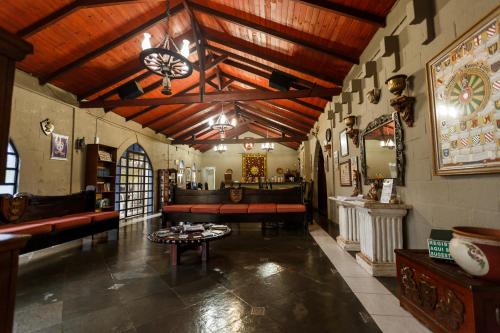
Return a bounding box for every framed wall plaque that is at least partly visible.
[426,8,500,175]
[339,160,352,186]
[340,129,349,157]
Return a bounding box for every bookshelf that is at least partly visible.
[85,144,118,212]
[157,168,177,211]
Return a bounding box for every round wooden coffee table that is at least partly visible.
[148,225,231,265]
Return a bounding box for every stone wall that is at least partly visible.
[9,70,201,211]
[304,0,500,248]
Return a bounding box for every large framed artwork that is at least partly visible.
[242,153,267,181]
[426,8,500,175]
[339,160,352,187]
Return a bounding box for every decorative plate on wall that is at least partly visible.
[276,167,284,175]
[325,128,332,142]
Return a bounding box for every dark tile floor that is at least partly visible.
[14,217,382,333]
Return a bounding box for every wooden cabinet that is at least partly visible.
[395,249,500,333]
[85,144,117,212]
[157,168,177,210]
[0,234,30,333]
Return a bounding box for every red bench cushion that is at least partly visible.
[45,216,92,231]
[66,211,119,223]
[248,203,277,214]
[163,205,193,213]
[190,204,221,214]
[276,204,306,213]
[0,221,52,235]
[220,204,249,214]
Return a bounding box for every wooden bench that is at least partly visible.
[162,186,306,228]
[0,191,119,254]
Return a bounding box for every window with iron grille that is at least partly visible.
[1,140,20,195]
[115,144,153,219]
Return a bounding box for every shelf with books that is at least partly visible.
[85,144,118,213]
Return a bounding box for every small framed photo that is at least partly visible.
[340,129,349,157]
[50,133,69,160]
[339,160,352,187]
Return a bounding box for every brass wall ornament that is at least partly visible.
[343,115,359,147]
[385,74,415,127]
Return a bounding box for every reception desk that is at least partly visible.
[331,197,411,276]
[223,182,302,190]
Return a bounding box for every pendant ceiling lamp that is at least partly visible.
[261,131,275,152]
[209,103,237,134]
[140,0,193,95]
[214,144,228,153]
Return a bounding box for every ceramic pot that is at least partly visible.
[385,74,407,96]
[449,227,500,282]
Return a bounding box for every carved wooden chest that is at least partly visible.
[395,249,500,333]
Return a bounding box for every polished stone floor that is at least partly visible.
[14,218,382,333]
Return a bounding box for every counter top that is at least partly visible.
[329,196,412,210]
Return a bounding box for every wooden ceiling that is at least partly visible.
[2,0,396,152]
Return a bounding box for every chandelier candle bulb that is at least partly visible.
[141,33,152,50]
[180,39,190,58]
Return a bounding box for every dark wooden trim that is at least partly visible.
[189,1,358,64]
[204,27,342,85]
[39,4,185,85]
[0,29,34,60]
[297,0,386,27]
[80,86,339,108]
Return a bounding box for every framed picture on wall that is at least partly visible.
[333,150,339,169]
[340,129,349,157]
[339,160,352,186]
[50,133,69,160]
[426,7,500,175]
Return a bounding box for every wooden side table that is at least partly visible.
[0,234,30,333]
[395,249,500,333]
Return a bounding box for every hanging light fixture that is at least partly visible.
[261,130,275,152]
[209,103,237,134]
[140,1,193,95]
[214,144,228,153]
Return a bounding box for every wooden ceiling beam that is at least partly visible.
[38,3,185,85]
[296,0,386,27]
[237,100,314,128]
[247,122,301,150]
[17,2,80,38]
[203,27,342,85]
[222,71,324,113]
[188,1,358,64]
[184,135,306,145]
[80,86,339,108]
[155,103,222,135]
[236,102,311,132]
[238,106,308,136]
[163,106,235,137]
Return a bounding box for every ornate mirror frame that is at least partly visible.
[360,112,405,186]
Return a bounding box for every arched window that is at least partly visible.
[115,144,153,219]
[1,141,20,195]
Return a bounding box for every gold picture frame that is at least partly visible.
[426,7,500,175]
[339,160,352,187]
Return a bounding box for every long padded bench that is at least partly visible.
[162,186,306,228]
[0,191,119,254]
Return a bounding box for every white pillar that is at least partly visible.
[336,203,361,251]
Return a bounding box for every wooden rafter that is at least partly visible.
[203,27,342,85]
[38,4,185,85]
[80,86,340,108]
[237,100,315,127]
[188,1,358,64]
[222,71,324,113]
[297,1,386,27]
[163,106,235,137]
[156,103,223,134]
[178,135,306,145]
[247,124,300,150]
[238,107,307,137]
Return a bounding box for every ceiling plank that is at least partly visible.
[222,71,324,113]
[38,3,185,85]
[17,2,80,38]
[80,86,340,108]
[238,110,306,137]
[237,100,315,127]
[188,1,358,64]
[296,0,386,27]
[203,27,342,85]
[175,136,307,145]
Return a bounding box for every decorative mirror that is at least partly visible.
[360,113,405,185]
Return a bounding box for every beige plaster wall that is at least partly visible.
[9,70,201,211]
[200,131,299,185]
[305,0,500,248]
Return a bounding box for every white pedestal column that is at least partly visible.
[355,207,408,277]
[336,203,360,251]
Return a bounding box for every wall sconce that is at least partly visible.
[385,74,415,126]
[322,140,332,158]
[75,137,86,150]
[343,115,359,147]
[366,88,381,104]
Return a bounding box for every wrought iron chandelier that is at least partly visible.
[209,104,237,134]
[140,0,193,95]
[261,130,275,152]
[214,144,228,153]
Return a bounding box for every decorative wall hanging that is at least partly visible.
[426,8,500,175]
[344,115,359,147]
[323,140,332,158]
[386,74,415,127]
[40,118,54,136]
[339,160,352,186]
[366,88,381,104]
[325,128,332,142]
[242,153,267,181]
[243,138,254,151]
[50,133,69,160]
[340,129,349,157]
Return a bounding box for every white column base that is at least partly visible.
[356,252,396,277]
[336,235,360,251]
